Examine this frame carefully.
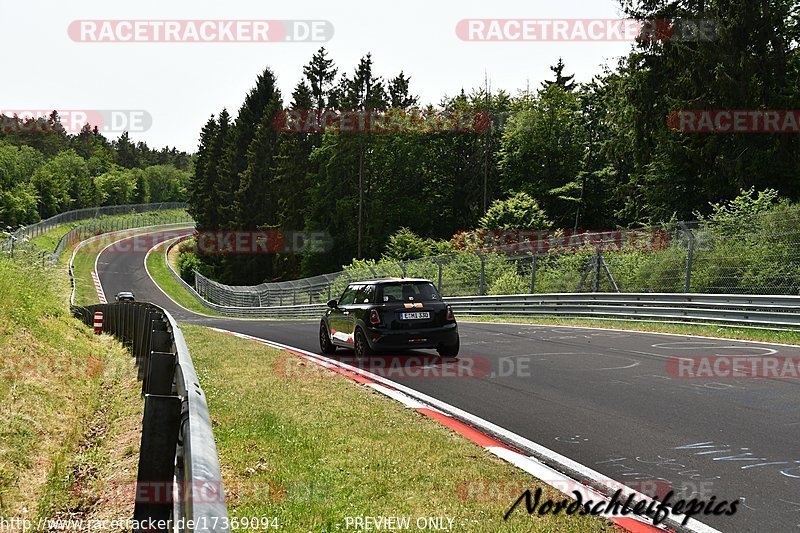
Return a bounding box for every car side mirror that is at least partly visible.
[327,299,338,309]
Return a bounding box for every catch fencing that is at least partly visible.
[1,201,185,247]
[195,209,800,308]
[1,203,192,263]
[72,302,229,532]
[446,293,800,329]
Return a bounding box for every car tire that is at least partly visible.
[437,339,460,358]
[354,327,375,358]
[319,322,337,355]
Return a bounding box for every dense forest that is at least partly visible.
[0,115,191,229]
[186,0,799,284]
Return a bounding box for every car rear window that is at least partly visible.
[351,284,375,304]
[338,286,358,305]
[379,282,440,303]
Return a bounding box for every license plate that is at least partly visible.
[401,312,430,320]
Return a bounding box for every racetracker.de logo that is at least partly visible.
[1,354,104,380]
[1,110,151,134]
[81,480,285,505]
[68,20,334,43]
[88,231,332,255]
[456,19,718,42]
[667,356,800,379]
[273,109,492,134]
[275,354,493,380]
[470,228,670,254]
[668,110,800,133]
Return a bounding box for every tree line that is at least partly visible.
[0,114,191,229]
[186,0,798,284]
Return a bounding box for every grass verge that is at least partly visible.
[182,325,612,532]
[27,210,189,253]
[0,255,142,526]
[145,239,225,317]
[463,315,800,346]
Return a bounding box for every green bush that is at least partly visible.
[177,251,205,285]
[488,271,529,295]
[535,252,591,293]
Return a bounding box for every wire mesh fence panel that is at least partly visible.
[1,203,190,257]
[685,214,800,295]
[184,209,800,309]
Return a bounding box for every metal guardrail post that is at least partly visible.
[680,222,695,293]
[72,302,229,530]
[146,353,177,396]
[594,248,602,293]
[133,394,182,532]
[142,322,170,385]
[478,253,485,296]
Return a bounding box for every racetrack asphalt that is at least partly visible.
[95,228,800,532]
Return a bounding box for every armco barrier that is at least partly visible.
[72,302,229,532]
[1,202,186,251]
[446,293,800,329]
[161,231,800,329]
[163,236,326,318]
[178,267,800,328]
[1,202,191,264]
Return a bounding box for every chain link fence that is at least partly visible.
[194,209,800,308]
[1,203,192,263]
[0,202,186,253]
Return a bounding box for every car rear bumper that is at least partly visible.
[364,323,458,351]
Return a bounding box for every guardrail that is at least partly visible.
[160,236,323,318]
[1,203,191,263]
[1,202,186,251]
[72,302,229,532]
[159,241,800,328]
[157,231,800,330]
[446,293,800,329]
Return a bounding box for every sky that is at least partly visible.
[1,0,635,152]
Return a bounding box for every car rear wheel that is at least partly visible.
[437,339,459,358]
[354,328,374,358]
[319,322,337,355]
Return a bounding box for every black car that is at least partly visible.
[115,291,135,302]
[319,279,459,358]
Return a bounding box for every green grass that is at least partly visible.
[0,255,141,524]
[182,325,612,532]
[27,209,190,253]
[463,315,800,345]
[145,238,225,317]
[68,226,193,307]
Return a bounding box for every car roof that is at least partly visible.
[348,278,432,285]
[117,291,134,295]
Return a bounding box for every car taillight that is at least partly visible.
[369,309,381,325]
[446,305,455,321]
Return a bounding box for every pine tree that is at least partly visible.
[207,109,231,230]
[219,68,282,230]
[226,75,284,283]
[388,72,418,109]
[113,132,139,168]
[303,47,338,110]
[543,58,577,92]
[272,81,316,279]
[188,115,218,231]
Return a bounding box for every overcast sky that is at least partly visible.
[1,0,634,152]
